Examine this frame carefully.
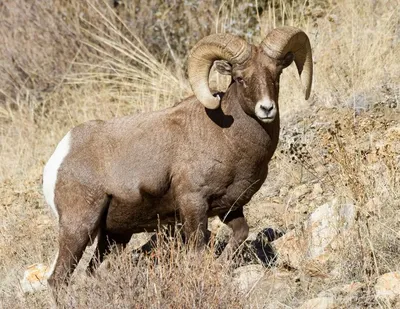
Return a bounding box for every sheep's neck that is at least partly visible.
[217,84,280,165]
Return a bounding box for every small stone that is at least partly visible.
[279,186,289,198]
[290,184,311,201]
[209,217,223,235]
[365,197,381,216]
[233,264,265,293]
[375,272,400,303]
[297,297,336,309]
[311,183,323,199]
[327,14,339,23]
[20,263,50,293]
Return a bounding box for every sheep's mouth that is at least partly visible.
[256,109,276,121]
[257,115,276,123]
[258,115,274,119]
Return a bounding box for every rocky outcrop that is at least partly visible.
[272,199,355,269]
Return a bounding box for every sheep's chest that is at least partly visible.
[207,172,265,217]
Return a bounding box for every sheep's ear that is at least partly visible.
[279,52,295,70]
[215,60,232,75]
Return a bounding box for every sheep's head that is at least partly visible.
[188,27,313,123]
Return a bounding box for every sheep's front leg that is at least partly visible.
[179,193,208,249]
[218,207,249,260]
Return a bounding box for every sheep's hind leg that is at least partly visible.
[218,207,249,261]
[47,193,110,297]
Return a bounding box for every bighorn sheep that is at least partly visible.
[43,26,313,291]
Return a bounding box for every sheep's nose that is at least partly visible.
[260,104,274,113]
[255,99,277,123]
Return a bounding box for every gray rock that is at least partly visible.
[273,199,355,268]
[233,264,265,293]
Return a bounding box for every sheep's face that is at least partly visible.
[216,47,294,123]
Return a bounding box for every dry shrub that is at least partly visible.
[278,0,399,118]
[324,117,400,282]
[2,230,244,309]
[0,0,277,107]
[269,106,399,307]
[0,0,86,103]
[311,0,399,109]
[66,233,243,309]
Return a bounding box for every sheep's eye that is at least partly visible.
[236,77,244,84]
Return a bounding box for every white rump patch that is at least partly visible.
[43,131,72,219]
[46,250,59,279]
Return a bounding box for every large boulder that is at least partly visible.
[272,199,355,269]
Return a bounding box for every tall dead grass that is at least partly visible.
[6,233,243,308]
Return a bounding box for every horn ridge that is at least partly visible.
[188,34,251,109]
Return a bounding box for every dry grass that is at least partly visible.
[0,0,399,308]
[9,232,243,308]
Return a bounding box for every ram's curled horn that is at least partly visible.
[188,34,252,109]
[261,26,313,100]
